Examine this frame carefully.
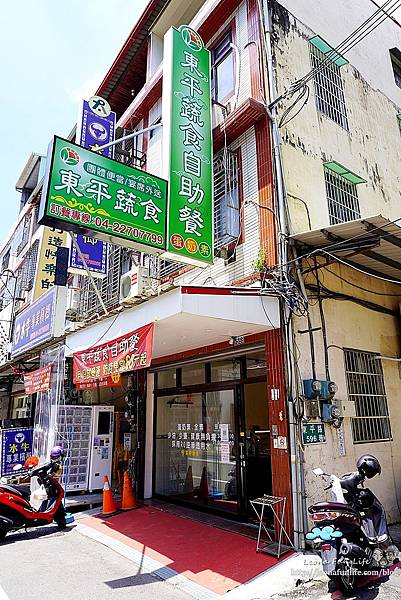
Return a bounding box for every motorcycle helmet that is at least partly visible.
[356,454,381,479]
[50,446,65,461]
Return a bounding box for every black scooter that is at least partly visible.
[307,456,399,591]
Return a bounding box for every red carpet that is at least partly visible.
[81,505,285,594]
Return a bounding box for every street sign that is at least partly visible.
[32,226,68,301]
[302,423,326,445]
[162,26,213,266]
[38,136,168,254]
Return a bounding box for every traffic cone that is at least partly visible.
[99,475,119,517]
[199,466,209,502]
[183,466,194,497]
[121,471,137,511]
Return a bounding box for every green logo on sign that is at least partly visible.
[179,26,204,51]
[60,147,80,166]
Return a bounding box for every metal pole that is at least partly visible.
[68,233,108,316]
[93,123,163,153]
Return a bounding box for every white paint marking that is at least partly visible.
[0,584,11,600]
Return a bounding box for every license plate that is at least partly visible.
[321,544,337,574]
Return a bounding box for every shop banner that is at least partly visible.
[32,226,68,301]
[73,322,154,384]
[24,365,52,395]
[11,286,67,358]
[76,373,122,390]
[76,97,116,159]
[38,136,168,254]
[69,234,108,278]
[162,26,213,266]
[1,428,33,476]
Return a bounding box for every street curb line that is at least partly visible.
[76,522,220,600]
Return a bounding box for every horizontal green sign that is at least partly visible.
[302,423,326,445]
[39,136,168,253]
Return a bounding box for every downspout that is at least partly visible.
[260,0,305,550]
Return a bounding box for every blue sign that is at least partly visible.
[11,287,57,357]
[69,235,108,277]
[76,99,116,158]
[1,428,33,476]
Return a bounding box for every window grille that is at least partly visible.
[214,150,240,250]
[114,128,146,170]
[21,241,39,291]
[78,244,126,318]
[325,168,360,224]
[344,349,392,443]
[16,214,31,256]
[310,44,348,129]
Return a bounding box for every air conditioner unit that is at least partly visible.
[120,267,152,304]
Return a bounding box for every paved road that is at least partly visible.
[0,524,193,600]
[269,569,401,600]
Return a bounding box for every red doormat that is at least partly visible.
[80,506,289,595]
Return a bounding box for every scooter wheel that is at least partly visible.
[54,506,67,530]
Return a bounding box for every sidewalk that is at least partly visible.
[76,504,296,598]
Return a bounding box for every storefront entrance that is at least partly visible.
[153,350,272,518]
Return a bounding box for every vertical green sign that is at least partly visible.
[162,26,213,266]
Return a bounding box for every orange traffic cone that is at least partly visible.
[199,466,209,502]
[121,471,137,511]
[100,475,119,517]
[183,466,194,497]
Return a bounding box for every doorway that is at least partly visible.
[153,351,272,519]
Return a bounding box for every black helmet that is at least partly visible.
[356,454,381,479]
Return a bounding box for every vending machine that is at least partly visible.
[54,405,93,492]
[88,406,114,492]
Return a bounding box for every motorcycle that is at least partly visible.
[0,446,67,542]
[307,454,399,592]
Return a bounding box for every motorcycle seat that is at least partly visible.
[309,501,359,515]
[0,484,30,500]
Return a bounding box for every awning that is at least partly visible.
[66,286,280,359]
[290,215,401,282]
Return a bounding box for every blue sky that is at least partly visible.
[0,1,147,241]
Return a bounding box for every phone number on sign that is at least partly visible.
[91,216,163,245]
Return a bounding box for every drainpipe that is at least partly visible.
[260,0,305,550]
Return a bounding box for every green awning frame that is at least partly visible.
[309,35,348,67]
[324,161,366,184]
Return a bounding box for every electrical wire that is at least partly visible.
[321,263,401,296]
[64,312,120,353]
[320,250,401,285]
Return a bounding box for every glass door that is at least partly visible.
[154,388,240,514]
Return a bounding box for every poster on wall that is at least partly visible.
[38,136,168,254]
[162,25,213,266]
[24,365,52,395]
[73,322,154,385]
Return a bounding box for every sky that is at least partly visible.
[0,0,147,241]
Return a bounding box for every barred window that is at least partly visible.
[310,44,348,129]
[21,241,39,291]
[325,168,360,224]
[344,349,392,443]
[214,150,240,251]
[16,213,31,256]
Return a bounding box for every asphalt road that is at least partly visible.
[269,568,401,600]
[0,524,193,600]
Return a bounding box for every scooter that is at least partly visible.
[0,446,67,542]
[307,454,399,592]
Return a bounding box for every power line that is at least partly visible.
[368,0,401,28]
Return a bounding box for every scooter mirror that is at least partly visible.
[12,463,23,472]
[313,468,324,476]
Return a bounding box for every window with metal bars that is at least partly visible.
[16,213,31,256]
[310,44,348,129]
[214,149,240,251]
[324,168,360,224]
[344,349,392,443]
[21,241,39,291]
